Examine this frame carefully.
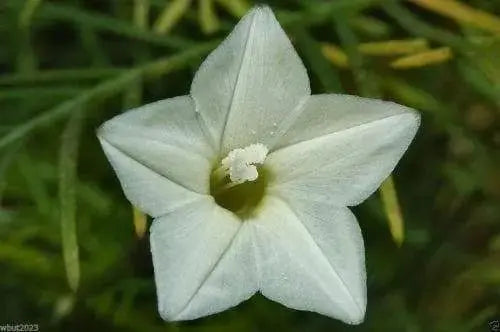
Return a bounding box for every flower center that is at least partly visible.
[210,143,269,218]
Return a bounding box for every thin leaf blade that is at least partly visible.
[380,176,405,246]
[59,110,84,292]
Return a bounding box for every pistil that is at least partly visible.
[210,143,270,217]
[214,143,268,192]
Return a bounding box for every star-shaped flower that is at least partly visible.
[97,6,419,324]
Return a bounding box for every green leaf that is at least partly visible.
[18,0,42,29]
[0,68,124,86]
[383,2,468,50]
[0,242,55,276]
[18,155,52,216]
[216,0,249,18]
[335,14,382,97]
[0,87,81,100]
[11,1,194,49]
[0,70,137,150]
[293,29,342,92]
[349,15,392,38]
[59,109,84,292]
[0,42,215,149]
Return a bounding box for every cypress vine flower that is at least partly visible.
[98,5,419,324]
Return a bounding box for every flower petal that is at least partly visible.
[191,5,310,154]
[98,139,201,217]
[151,197,258,321]
[98,96,213,217]
[267,95,420,206]
[251,196,366,324]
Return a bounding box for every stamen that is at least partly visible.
[220,143,268,185]
[210,143,269,217]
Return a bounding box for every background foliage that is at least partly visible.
[1,0,499,331]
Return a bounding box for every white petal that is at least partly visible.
[151,197,258,321]
[99,140,203,217]
[98,96,214,216]
[268,95,420,206]
[191,6,310,154]
[275,94,419,150]
[251,196,366,324]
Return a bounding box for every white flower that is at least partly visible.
[97,5,419,325]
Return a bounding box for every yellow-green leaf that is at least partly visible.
[133,207,147,239]
[153,0,192,34]
[391,47,453,69]
[216,0,249,18]
[380,176,405,246]
[321,43,350,68]
[409,0,500,34]
[199,0,219,34]
[358,39,429,56]
[133,0,149,30]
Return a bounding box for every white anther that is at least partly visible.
[221,143,268,184]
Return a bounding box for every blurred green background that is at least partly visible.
[1,0,499,331]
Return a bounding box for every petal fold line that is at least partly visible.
[217,10,256,149]
[192,9,257,151]
[99,136,208,195]
[275,196,364,317]
[272,101,419,152]
[268,112,419,185]
[100,122,214,161]
[171,222,246,320]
